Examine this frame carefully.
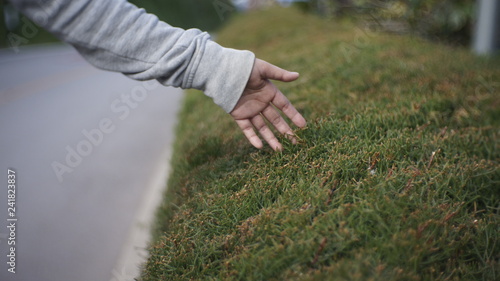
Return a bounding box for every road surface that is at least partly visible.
[0,44,183,281]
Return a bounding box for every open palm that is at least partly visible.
[230,59,307,151]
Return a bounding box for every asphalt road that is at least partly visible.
[0,44,183,281]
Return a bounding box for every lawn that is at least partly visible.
[141,7,499,281]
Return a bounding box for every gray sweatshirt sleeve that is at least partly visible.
[9,0,255,113]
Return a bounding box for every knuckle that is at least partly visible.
[281,101,292,112]
[270,115,282,126]
[258,125,270,134]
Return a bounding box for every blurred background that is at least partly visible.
[1,0,498,53]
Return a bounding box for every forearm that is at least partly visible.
[9,0,255,112]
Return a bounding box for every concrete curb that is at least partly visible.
[110,140,174,281]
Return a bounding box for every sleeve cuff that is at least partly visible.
[190,40,255,113]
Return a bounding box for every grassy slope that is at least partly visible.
[142,7,499,281]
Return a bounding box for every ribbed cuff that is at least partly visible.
[191,40,255,113]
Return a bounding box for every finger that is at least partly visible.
[272,90,307,128]
[261,105,295,139]
[258,59,299,82]
[235,119,263,149]
[251,114,283,151]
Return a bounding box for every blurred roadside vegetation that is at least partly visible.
[0,0,479,49]
[127,0,235,31]
[297,0,476,46]
[0,0,59,49]
[0,0,234,50]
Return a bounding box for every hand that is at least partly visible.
[230,59,307,151]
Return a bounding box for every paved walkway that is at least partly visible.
[0,44,183,281]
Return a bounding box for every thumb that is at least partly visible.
[258,59,299,82]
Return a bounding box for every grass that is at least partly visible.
[141,7,499,281]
